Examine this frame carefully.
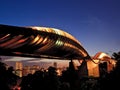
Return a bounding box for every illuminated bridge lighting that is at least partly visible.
[0,24,91,60]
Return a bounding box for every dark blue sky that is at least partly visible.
[0,0,120,56]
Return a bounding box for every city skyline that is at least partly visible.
[1,55,72,68]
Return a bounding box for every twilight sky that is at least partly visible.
[0,0,120,66]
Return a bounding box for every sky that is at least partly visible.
[0,0,120,67]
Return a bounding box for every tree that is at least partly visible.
[112,51,120,61]
[100,51,120,90]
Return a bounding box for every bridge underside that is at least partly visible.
[0,24,90,60]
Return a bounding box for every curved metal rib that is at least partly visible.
[0,24,90,60]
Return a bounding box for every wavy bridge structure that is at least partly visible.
[0,24,90,60]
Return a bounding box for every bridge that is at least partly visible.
[0,24,91,60]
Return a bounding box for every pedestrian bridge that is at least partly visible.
[0,24,90,60]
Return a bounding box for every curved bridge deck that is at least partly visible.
[0,24,90,60]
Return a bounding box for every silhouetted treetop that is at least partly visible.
[112,51,120,61]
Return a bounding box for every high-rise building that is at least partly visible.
[22,66,31,76]
[53,62,57,68]
[15,61,23,70]
[15,62,23,77]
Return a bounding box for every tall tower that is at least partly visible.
[15,61,23,77]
